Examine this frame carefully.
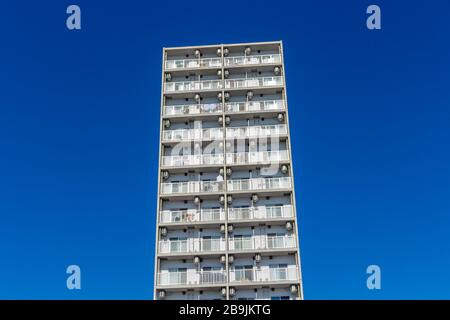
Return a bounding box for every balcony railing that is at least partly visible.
[227,177,292,192]
[165,57,222,70]
[224,54,282,67]
[161,180,225,195]
[160,208,225,224]
[225,100,285,113]
[226,124,287,139]
[162,128,223,142]
[224,76,283,89]
[164,79,223,92]
[228,205,293,221]
[225,150,289,165]
[159,238,226,254]
[163,103,223,116]
[157,269,227,286]
[229,266,298,283]
[162,153,224,167]
[228,235,296,251]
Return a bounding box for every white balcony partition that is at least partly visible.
[229,266,298,283]
[165,57,222,70]
[159,238,226,254]
[228,205,293,221]
[225,100,285,113]
[224,54,282,67]
[224,76,283,89]
[161,180,224,194]
[225,150,289,165]
[228,235,296,251]
[163,103,223,116]
[227,177,292,192]
[164,79,223,92]
[162,153,224,167]
[162,127,223,142]
[157,269,227,286]
[226,124,287,139]
[160,208,225,224]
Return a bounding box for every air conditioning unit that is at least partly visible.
[227,225,233,233]
[229,287,236,297]
[216,48,222,57]
[221,287,227,297]
[223,69,229,78]
[228,255,234,264]
[223,48,229,57]
[224,92,230,101]
[218,116,223,125]
[247,91,254,100]
[255,253,261,263]
[225,116,231,125]
[217,92,223,101]
[158,290,166,299]
[219,195,225,204]
[226,168,232,176]
[194,49,201,58]
[227,195,233,204]
[290,284,298,294]
[160,227,167,237]
[281,165,289,174]
[163,119,171,129]
[244,47,252,55]
[220,255,226,264]
[162,171,169,180]
[252,194,259,203]
[193,256,201,265]
[194,93,201,103]
[220,224,226,233]
[277,113,285,122]
[165,73,172,82]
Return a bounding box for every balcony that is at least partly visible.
[229,266,298,284]
[160,208,225,224]
[224,54,282,67]
[161,180,225,195]
[164,79,223,93]
[162,128,223,142]
[228,205,293,221]
[156,269,227,287]
[165,57,222,70]
[228,235,296,252]
[225,100,285,113]
[226,124,287,140]
[227,177,292,193]
[162,153,224,167]
[163,103,223,117]
[224,76,283,90]
[225,150,289,165]
[159,238,226,254]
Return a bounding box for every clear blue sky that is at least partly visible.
[0,1,449,299]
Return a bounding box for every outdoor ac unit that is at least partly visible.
[217,92,223,101]
[277,113,285,122]
[220,255,226,264]
[159,290,166,299]
[229,287,236,297]
[244,47,252,55]
[163,119,171,129]
[223,48,229,56]
[286,221,293,231]
[227,225,233,233]
[255,253,261,263]
[290,284,298,294]
[252,194,259,203]
[220,224,226,233]
[228,255,234,264]
[274,66,281,75]
[216,48,222,57]
[165,73,172,81]
[162,171,169,180]
[221,287,227,297]
[227,195,233,204]
[194,196,200,205]
[226,168,232,176]
[218,116,223,125]
[193,256,201,265]
[224,92,230,101]
[223,69,229,78]
[225,116,231,125]
[194,49,201,58]
[160,227,167,236]
[219,195,225,204]
[281,165,289,174]
[194,93,201,102]
[217,69,222,78]
[247,91,254,100]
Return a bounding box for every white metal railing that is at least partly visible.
[226,150,289,165]
[227,177,292,192]
[162,128,223,142]
[162,153,224,167]
[157,269,227,286]
[229,266,298,283]
[165,57,222,70]
[224,54,282,67]
[226,124,287,139]
[164,79,223,92]
[160,208,225,224]
[228,205,293,221]
[161,180,225,194]
[228,235,296,251]
[224,76,283,89]
[159,238,226,254]
[163,103,223,116]
[225,100,285,113]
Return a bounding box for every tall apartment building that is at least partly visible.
[154,41,303,300]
